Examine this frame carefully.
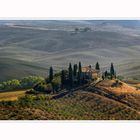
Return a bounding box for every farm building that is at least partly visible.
[81,65,101,79]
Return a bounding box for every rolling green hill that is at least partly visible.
[1,80,140,120]
[1,21,140,81]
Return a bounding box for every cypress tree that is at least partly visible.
[61,70,65,88]
[68,63,73,88]
[105,70,108,78]
[49,66,53,83]
[95,62,100,70]
[78,61,82,74]
[73,64,78,77]
[78,62,82,84]
[102,74,105,80]
[110,63,115,79]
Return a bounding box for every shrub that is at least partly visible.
[33,82,53,94]
[20,76,44,88]
[0,76,44,91]
[52,78,61,92]
[35,94,47,101]
[26,89,40,95]
[18,95,34,107]
[0,79,21,90]
[117,75,124,80]
[111,80,123,87]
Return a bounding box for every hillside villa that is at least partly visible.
[81,65,101,79]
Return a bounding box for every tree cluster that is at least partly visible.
[102,63,116,80]
[0,76,44,91]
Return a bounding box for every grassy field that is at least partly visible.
[0,90,26,101]
[0,87,140,120]
[1,79,140,120]
[1,22,140,82]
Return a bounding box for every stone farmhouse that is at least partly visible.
[81,65,101,79]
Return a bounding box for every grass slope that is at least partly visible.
[0,88,140,120]
[1,24,140,81]
[0,90,26,101]
[0,58,47,82]
[88,80,140,111]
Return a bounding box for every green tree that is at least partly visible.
[52,77,61,93]
[61,70,66,88]
[68,63,73,88]
[95,62,100,70]
[73,64,78,77]
[104,71,108,78]
[75,28,79,32]
[78,62,82,74]
[102,75,105,80]
[0,79,21,90]
[78,62,82,84]
[110,63,115,79]
[49,66,53,83]
[34,82,52,93]
[21,76,44,88]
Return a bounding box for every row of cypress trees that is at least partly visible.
[102,63,116,79]
[48,62,116,89]
[48,62,82,88]
[48,62,101,89]
[61,62,82,88]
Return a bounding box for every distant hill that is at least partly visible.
[0,20,140,28]
[1,20,140,81]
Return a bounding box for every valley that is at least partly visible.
[1,20,140,120]
[1,21,140,82]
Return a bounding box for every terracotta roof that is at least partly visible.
[82,66,100,73]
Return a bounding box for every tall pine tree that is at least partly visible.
[78,62,82,84]
[73,64,78,77]
[110,63,115,79]
[68,63,73,88]
[61,70,65,88]
[95,62,100,70]
[78,61,82,74]
[105,70,108,78]
[49,66,53,83]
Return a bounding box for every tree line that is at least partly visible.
[43,61,116,93]
[0,76,44,91]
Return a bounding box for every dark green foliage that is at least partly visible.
[110,63,115,75]
[49,66,53,83]
[104,71,108,78]
[61,70,66,88]
[73,64,78,77]
[0,79,21,91]
[95,62,100,70]
[33,72,61,94]
[78,62,82,84]
[78,62,82,74]
[110,63,116,79]
[83,27,91,32]
[18,95,34,107]
[33,82,52,93]
[0,76,44,91]
[102,75,105,80]
[52,77,61,93]
[75,28,79,32]
[117,75,124,80]
[20,76,44,88]
[26,89,39,94]
[68,63,73,88]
